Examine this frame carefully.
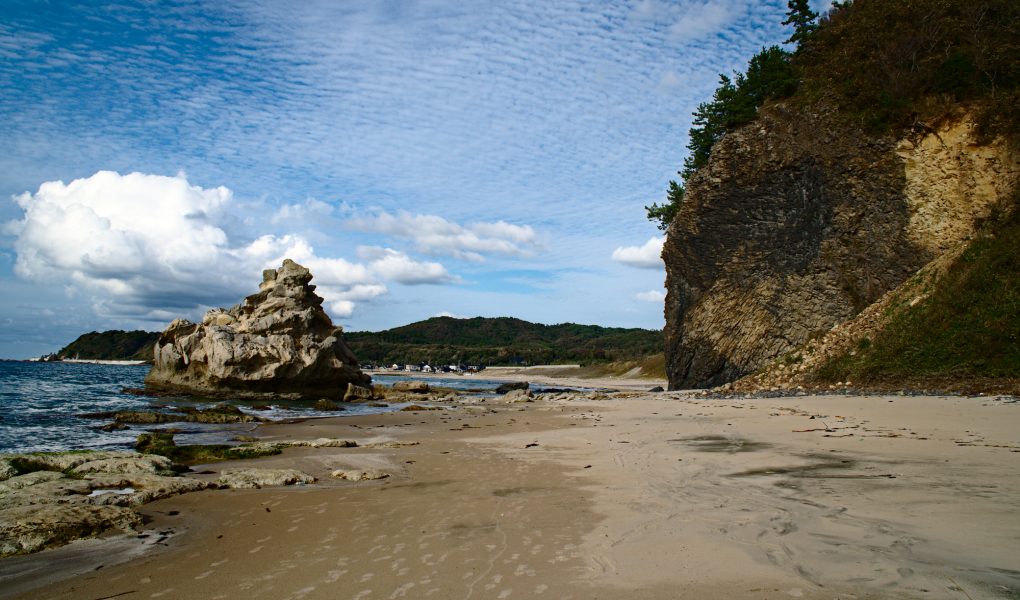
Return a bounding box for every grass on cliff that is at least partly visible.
[817,195,1020,385]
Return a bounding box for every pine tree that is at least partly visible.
[783,0,818,46]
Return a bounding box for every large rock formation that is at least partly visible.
[145,259,370,398]
[662,107,1019,389]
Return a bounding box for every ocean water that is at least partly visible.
[0,362,415,454]
[0,362,587,454]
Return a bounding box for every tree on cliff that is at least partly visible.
[783,0,819,46]
[648,46,797,230]
[645,180,685,231]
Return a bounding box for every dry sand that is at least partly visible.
[3,391,1018,599]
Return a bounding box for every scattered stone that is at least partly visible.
[648,386,665,393]
[400,404,442,411]
[495,382,529,394]
[344,383,374,402]
[314,398,343,411]
[503,389,534,403]
[392,381,430,393]
[217,468,316,489]
[97,422,130,432]
[330,469,389,481]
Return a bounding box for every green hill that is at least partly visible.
[57,330,160,361]
[344,317,662,366]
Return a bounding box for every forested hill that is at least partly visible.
[344,317,663,366]
[57,330,160,361]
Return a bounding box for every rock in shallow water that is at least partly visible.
[144,259,370,399]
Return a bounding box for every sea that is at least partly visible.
[0,361,581,454]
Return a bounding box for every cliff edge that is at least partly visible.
[663,109,1018,389]
[145,259,369,399]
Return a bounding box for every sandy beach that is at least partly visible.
[370,365,668,393]
[3,390,1018,600]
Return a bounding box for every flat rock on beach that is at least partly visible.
[2,391,1018,600]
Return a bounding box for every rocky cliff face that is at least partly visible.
[662,107,1019,389]
[145,259,370,398]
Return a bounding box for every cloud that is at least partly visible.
[349,211,540,262]
[7,171,459,322]
[635,290,665,302]
[669,2,743,41]
[357,246,459,285]
[270,198,336,225]
[612,236,665,269]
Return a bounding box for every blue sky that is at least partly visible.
[0,0,820,358]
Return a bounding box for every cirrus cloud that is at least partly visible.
[348,211,541,262]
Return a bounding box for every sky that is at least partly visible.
[0,0,823,358]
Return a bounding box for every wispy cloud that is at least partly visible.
[0,1,796,353]
[349,211,541,262]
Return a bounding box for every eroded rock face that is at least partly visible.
[145,259,370,398]
[662,107,1019,389]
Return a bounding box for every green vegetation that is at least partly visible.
[817,193,1020,384]
[799,0,1020,134]
[649,0,1020,230]
[344,316,662,367]
[135,432,281,466]
[57,330,159,361]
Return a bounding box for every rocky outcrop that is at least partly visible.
[0,450,216,556]
[663,108,1019,389]
[145,259,370,399]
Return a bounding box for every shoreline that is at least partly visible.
[368,364,668,393]
[3,390,1018,599]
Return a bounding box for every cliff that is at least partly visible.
[144,259,370,399]
[661,0,1020,390]
[663,108,1018,389]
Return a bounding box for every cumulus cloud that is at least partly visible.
[635,290,665,302]
[7,171,459,322]
[611,236,665,269]
[348,211,540,262]
[357,246,459,285]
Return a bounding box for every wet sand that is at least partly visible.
[371,365,667,393]
[4,392,1019,599]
